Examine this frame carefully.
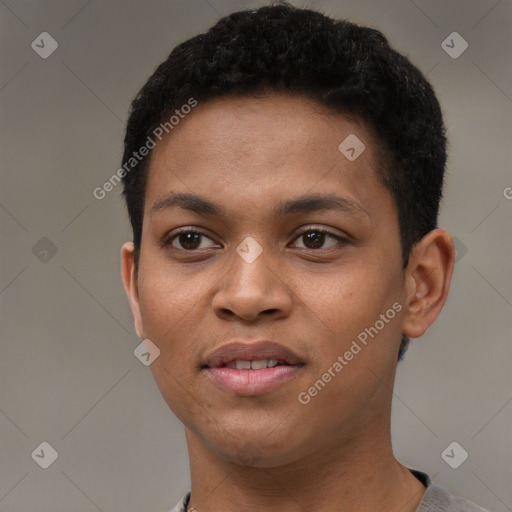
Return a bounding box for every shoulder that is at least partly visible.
[418,483,490,511]
[167,478,491,512]
[412,470,490,512]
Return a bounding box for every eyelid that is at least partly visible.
[294,223,348,238]
[290,225,349,246]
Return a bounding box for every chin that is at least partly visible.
[224,444,299,469]
[206,427,308,469]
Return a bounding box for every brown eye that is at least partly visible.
[166,230,218,251]
[292,229,346,250]
[175,232,202,250]
[302,231,326,249]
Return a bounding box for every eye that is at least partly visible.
[291,228,347,250]
[164,229,219,251]
[163,227,347,252]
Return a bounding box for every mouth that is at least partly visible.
[203,341,305,395]
[222,359,291,369]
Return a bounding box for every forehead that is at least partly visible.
[143,93,391,222]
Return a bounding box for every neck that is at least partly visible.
[184,416,426,512]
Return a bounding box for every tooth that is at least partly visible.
[251,360,268,370]
[225,361,236,368]
[267,359,278,367]
[235,360,251,370]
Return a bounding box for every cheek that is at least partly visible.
[305,264,393,327]
[138,266,202,408]
[306,265,403,367]
[137,257,205,326]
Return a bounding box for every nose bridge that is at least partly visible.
[212,235,292,320]
[229,236,274,295]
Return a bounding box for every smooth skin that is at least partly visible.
[121,93,455,512]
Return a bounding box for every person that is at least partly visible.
[119,2,489,511]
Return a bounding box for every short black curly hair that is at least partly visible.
[121,1,447,361]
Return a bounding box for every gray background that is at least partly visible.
[1,0,511,511]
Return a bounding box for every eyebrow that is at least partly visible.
[150,192,370,219]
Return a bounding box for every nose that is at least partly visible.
[212,242,293,322]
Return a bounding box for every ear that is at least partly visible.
[402,228,456,339]
[120,242,145,339]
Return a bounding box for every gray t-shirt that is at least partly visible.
[410,470,489,511]
[167,470,489,512]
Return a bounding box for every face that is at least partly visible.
[122,93,411,467]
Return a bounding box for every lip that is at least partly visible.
[203,340,304,396]
[204,340,303,368]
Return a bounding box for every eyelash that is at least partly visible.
[162,226,348,251]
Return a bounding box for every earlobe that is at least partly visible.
[120,242,145,339]
[401,229,456,339]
